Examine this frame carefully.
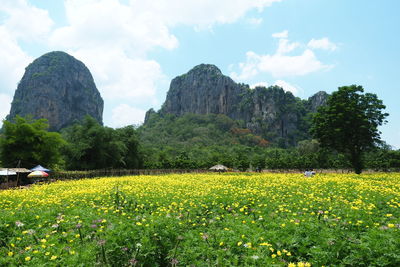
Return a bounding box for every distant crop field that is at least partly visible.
[0,173,399,266]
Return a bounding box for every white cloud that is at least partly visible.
[50,0,179,56]
[273,80,299,95]
[251,82,269,89]
[48,0,282,106]
[132,0,281,27]
[272,30,288,39]
[232,49,332,80]
[259,49,331,77]
[0,0,53,42]
[71,48,165,102]
[0,93,12,127]
[231,31,334,80]
[1,0,283,127]
[50,0,282,54]
[0,0,48,127]
[308,37,337,51]
[276,38,300,54]
[250,80,299,96]
[0,27,32,93]
[111,104,146,128]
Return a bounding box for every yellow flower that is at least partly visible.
[51,255,58,260]
[8,251,13,256]
[288,263,296,267]
[219,242,224,246]
[25,256,31,261]
[388,224,395,228]
[237,241,243,246]
[25,246,31,251]
[271,254,277,258]
[287,252,292,256]
[41,239,47,243]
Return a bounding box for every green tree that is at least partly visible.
[62,116,122,170]
[0,115,65,168]
[62,116,143,170]
[312,85,388,174]
[115,126,143,169]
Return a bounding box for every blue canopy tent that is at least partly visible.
[30,165,51,172]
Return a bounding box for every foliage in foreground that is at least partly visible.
[0,173,399,266]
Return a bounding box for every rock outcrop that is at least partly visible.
[161,64,245,119]
[306,91,329,112]
[151,64,328,146]
[7,51,103,131]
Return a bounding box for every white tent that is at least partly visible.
[209,164,228,172]
[0,170,17,176]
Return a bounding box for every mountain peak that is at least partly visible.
[7,51,103,131]
[188,64,222,76]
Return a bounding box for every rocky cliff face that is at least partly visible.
[152,64,328,146]
[161,64,245,119]
[7,51,103,131]
[306,91,329,112]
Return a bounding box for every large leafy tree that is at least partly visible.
[115,126,143,169]
[0,115,65,168]
[312,85,388,174]
[62,116,143,170]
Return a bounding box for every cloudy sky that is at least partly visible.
[1,0,399,148]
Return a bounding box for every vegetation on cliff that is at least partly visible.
[157,64,328,146]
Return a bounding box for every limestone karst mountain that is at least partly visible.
[7,51,103,131]
[146,64,328,146]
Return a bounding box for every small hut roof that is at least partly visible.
[209,164,228,171]
[0,170,17,175]
[0,168,31,173]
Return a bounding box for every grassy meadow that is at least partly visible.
[0,173,399,266]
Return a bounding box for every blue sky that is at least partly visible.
[0,0,399,148]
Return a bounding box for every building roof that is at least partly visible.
[0,168,31,173]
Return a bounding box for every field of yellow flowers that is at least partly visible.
[0,172,399,266]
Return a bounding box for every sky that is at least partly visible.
[0,0,399,148]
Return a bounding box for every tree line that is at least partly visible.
[0,85,399,173]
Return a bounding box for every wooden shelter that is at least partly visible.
[0,168,31,187]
